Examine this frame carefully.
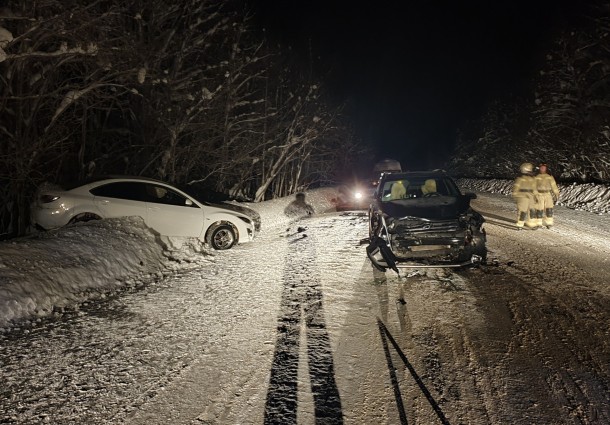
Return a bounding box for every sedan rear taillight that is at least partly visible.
[40,195,60,203]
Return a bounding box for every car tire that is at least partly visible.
[68,212,101,225]
[368,211,377,239]
[206,224,237,250]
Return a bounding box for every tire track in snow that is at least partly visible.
[377,318,450,425]
[463,265,610,425]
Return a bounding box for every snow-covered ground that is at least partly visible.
[0,181,608,330]
[0,188,339,330]
[1,181,609,424]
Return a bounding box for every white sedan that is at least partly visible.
[31,177,256,250]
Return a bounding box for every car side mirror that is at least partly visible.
[464,192,477,200]
[185,198,193,206]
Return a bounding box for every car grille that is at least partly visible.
[389,218,466,260]
[393,218,460,233]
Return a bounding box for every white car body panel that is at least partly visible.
[32,177,255,247]
[146,202,204,238]
[93,197,148,223]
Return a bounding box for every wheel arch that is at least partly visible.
[205,219,240,242]
[65,202,105,222]
[68,210,103,224]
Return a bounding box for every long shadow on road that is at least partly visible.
[264,232,344,425]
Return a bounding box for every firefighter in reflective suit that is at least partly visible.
[535,163,560,228]
[512,162,538,229]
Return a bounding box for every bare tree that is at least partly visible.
[530,12,610,182]
[130,0,235,184]
[449,100,531,179]
[0,0,138,236]
[451,2,610,183]
[0,0,362,237]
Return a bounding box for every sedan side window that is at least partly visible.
[145,184,196,207]
[90,182,145,201]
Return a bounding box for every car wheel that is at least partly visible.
[206,224,236,250]
[68,212,101,225]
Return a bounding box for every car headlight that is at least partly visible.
[40,195,60,203]
[353,191,363,200]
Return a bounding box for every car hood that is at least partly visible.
[208,202,261,231]
[380,196,471,220]
[204,203,248,217]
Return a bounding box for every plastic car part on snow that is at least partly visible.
[206,223,237,250]
[366,236,398,273]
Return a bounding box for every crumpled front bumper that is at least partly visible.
[366,236,483,273]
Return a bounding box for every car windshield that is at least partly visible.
[379,176,460,202]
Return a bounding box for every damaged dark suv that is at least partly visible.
[366,170,486,272]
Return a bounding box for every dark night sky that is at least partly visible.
[247,1,592,170]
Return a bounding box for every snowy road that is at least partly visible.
[1,193,610,424]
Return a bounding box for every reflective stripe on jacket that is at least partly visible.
[512,175,537,198]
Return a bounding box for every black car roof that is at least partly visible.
[380,170,450,180]
[65,175,171,190]
[100,175,168,183]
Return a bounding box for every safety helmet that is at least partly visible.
[520,162,534,174]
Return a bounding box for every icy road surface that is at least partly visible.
[1,193,610,424]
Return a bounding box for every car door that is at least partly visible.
[90,182,148,222]
[143,183,205,238]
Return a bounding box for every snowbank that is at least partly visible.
[457,178,610,214]
[241,187,340,232]
[0,188,340,329]
[0,217,170,327]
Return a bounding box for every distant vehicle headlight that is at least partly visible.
[353,191,363,200]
